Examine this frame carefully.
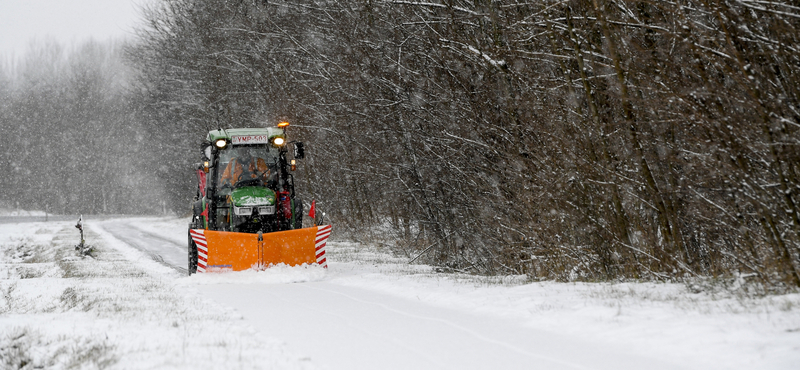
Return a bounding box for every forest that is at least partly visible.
[1,0,798,289]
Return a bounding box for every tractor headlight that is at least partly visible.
[272,137,285,146]
[234,206,252,216]
[215,139,227,149]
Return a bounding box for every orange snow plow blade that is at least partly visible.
[190,225,331,272]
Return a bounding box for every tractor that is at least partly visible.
[187,122,330,274]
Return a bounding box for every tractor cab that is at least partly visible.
[192,126,303,233]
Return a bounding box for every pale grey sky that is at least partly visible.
[0,0,147,58]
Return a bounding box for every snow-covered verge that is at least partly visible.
[0,220,314,370]
[328,244,800,369]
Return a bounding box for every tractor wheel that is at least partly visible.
[293,198,304,229]
[188,231,198,275]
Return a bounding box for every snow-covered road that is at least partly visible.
[98,218,675,370]
[199,281,679,370]
[99,221,189,275]
[2,216,798,369]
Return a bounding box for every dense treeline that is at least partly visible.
[0,40,162,214]
[130,0,800,288]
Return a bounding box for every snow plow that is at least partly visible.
[187,123,330,274]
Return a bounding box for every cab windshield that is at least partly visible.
[214,144,280,193]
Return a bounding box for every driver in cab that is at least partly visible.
[219,149,271,187]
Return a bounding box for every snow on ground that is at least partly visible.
[329,248,800,369]
[1,215,799,369]
[0,220,315,369]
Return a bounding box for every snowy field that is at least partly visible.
[1,216,798,369]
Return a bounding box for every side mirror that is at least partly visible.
[294,142,305,159]
[201,141,213,160]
